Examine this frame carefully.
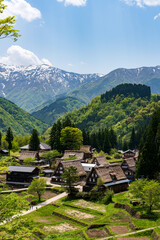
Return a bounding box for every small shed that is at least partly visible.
[43,169,54,177]
[0,149,9,156]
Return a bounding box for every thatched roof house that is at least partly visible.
[51,159,86,183]
[121,158,136,181]
[84,164,129,193]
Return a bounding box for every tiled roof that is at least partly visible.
[8,166,38,173]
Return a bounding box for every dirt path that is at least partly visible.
[97,226,160,240]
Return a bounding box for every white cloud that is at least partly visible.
[1,0,41,22]
[0,45,52,66]
[123,0,160,7]
[57,0,87,7]
[154,13,160,20]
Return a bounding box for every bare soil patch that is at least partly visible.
[110,225,129,233]
[117,238,149,240]
[41,191,57,200]
[43,223,79,233]
[73,199,106,213]
[86,229,107,238]
[64,209,96,220]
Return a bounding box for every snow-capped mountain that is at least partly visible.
[0,64,101,112]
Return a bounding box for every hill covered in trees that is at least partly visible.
[55,84,160,142]
[32,97,84,125]
[0,97,48,136]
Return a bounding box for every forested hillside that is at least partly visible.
[32,97,84,125]
[58,84,160,141]
[0,97,48,136]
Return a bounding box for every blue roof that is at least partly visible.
[103,179,130,187]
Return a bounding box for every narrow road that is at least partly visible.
[22,192,67,216]
[97,225,160,240]
[0,192,67,225]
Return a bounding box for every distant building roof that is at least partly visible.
[8,166,38,173]
[62,150,84,160]
[19,151,40,161]
[123,149,135,154]
[0,149,9,153]
[20,142,51,151]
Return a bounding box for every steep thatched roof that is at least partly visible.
[62,150,84,160]
[92,156,109,166]
[122,158,136,168]
[89,164,127,183]
[80,145,92,153]
[19,151,39,161]
[61,159,86,176]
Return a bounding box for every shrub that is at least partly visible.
[101,189,114,204]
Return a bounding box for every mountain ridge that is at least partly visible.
[0,64,101,112]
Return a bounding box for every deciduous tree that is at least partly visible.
[0,0,20,41]
[28,178,46,202]
[60,127,83,150]
[62,166,78,196]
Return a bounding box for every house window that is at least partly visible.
[89,178,91,182]
[93,178,95,182]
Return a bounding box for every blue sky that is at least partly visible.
[1,0,160,74]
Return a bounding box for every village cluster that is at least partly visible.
[6,144,138,194]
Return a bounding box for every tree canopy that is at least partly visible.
[60,127,83,150]
[0,0,20,41]
[62,166,78,196]
[28,178,46,202]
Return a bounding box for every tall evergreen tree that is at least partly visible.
[129,127,136,149]
[29,129,40,151]
[136,108,160,179]
[6,127,13,154]
[63,117,74,128]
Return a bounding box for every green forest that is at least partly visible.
[0,97,48,136]
[57,84,160,142]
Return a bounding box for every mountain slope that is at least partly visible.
[57,84,160,140]
[67,66,160,103]
[0,97,48,136]
[0,64,101,112]
[32,96,84,125]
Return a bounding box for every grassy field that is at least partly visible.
[1,190,159,240]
